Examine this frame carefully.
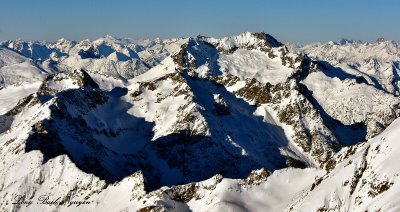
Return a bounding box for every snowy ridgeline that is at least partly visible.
[0,32,400,211]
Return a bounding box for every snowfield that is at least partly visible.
[219,49,296,84]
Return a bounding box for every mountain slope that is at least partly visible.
[0,48,48,116]
[300,39,400,139]
[301,39,400,95]
[157,117,400,212]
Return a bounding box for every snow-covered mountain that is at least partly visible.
[0,33,399,211]
[300,38,400,95]
[1,36,187,85]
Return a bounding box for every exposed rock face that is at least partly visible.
[67,69,100,88]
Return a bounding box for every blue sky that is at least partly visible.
[0,0,398,44]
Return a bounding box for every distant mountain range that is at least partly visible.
[1,32,400,211]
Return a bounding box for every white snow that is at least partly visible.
[218,49,295,85]
[303,70,398,125]
[0,82,41,115]
[301,39,400,94]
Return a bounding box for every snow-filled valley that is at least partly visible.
[0,32,400,211]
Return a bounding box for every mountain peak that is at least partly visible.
[195,32,283,55]
[250,32,283,47]
[375,37,386,43]
[337,38,362,45]
[227,32,283,48]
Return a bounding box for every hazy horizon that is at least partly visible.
[0,33,397,46]
[1,0,399,44]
